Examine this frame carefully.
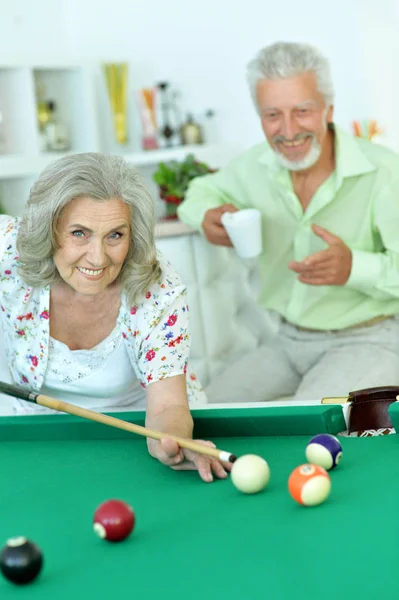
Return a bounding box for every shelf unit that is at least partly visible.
[0,143,238,179]
[0,63,239,218]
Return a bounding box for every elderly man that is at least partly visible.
[177,41,399,403]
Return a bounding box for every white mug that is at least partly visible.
[221,208,262,259]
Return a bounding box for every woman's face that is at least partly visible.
[53,196,131,296]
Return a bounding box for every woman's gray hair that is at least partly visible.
[247,41,334,109]
[17,152,162,305]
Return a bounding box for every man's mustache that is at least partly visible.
[272,132,315,144]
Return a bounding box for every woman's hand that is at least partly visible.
[145,376,231,482]
[148,437,233,483]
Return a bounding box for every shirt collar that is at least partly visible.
[257,123,376,182]
[334,124,376,180]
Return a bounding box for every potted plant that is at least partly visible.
[153,153,215,219]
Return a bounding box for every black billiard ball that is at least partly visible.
[0,537,43,585]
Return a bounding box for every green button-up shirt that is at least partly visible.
[177,125,399,330]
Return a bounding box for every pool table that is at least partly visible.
[0,402,398,599]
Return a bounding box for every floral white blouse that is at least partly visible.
[0,216,206,406]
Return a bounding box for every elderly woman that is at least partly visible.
[0,152,230,482]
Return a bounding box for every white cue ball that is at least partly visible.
[231,454,270,494]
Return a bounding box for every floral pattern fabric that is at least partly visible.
[0,216,206,406]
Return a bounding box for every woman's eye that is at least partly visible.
[72,230,85,237]
[109,232,123,240]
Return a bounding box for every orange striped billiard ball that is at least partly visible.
[288,464,331,506]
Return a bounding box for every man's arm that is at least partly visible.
[177,159,245,233]
[345,174,399,300]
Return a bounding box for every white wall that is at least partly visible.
[356,0,399,150]
[0,0,398,150]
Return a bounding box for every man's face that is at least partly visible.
[256,71,333,171]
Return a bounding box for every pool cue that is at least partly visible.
[0,381,236,463]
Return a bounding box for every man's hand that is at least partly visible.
[202,204,238,246]
[288,224,352,286]
[148,437,232,483]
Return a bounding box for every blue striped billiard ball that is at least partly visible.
[305,434,343,471]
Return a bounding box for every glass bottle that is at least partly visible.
[180,114,203,145]
[44,101,70,152]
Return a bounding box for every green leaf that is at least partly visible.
[152,153,216,197]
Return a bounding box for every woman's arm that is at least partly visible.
[145,374,193,439]
[145,375,231,482]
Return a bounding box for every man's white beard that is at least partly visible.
[274,136,322,171]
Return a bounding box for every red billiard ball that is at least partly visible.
[93,500,135,542]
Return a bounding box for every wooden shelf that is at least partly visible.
[0,62,240,216]
[0,143,235,180]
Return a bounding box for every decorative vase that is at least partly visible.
[103,63,128,144]
[136,87,159,150]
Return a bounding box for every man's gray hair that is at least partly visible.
[17,152,162,305]
[247,41,334,109]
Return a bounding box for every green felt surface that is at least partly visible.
[0,406,397,599]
